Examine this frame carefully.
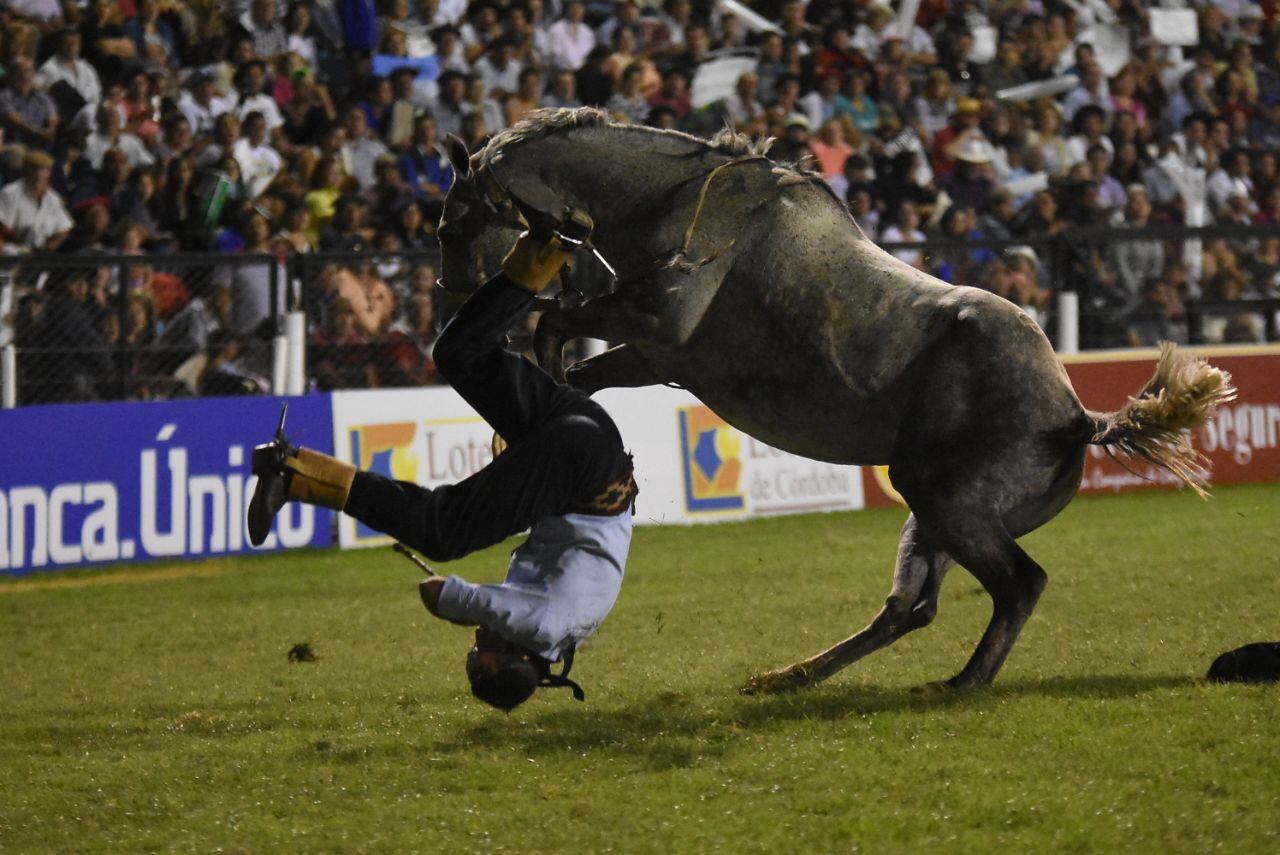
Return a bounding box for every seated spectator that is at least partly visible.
[975,39,1027,98]
[63,196,113,253]
[606,62,650,125]
[382,290,439,386]
[341,104,390,188]
[198,330,268,396]
[84,103,155,170]
[0,57,60,149]
[364,156,414,229]
[808,118,853,194]
[178,73,231,138]
[393,199,434,250]
[474,35,523,100]
[304,155,348,241]
[233,111,284,198]
[310,297,375,389]
[833,71,877,134]
[1126,276,1188,348]
[36,29,102,120]
[157,283,233,369]
[721,72,765,130]
[318,194,372,253]
[30,273,110,402]
[0,150,73,251]
[880,201,925,269]
[504,67,544,127]
[238,0,288,60]
[118,68,162,141]
[398,113,452,209]
[939,138,996,215]
[123,0,179,68]
[648,68,690,120]
[1107,188,1163,302]
[231,59,284,131]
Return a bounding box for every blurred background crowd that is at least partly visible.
[1,0,1277,404]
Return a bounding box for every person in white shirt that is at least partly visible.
[248,215,635,712]
[1206,148,1256,216]
[233,111,283,198]
[0,150,73,250]
[548,0,596,71]
[232,59,284,130]
[721,72,764,129]
[35,29,102,107]
[178,73,232,137]
[879,201,925,269]
[473,37,523,99]
[341,105,389,188]
[84,103,156,169]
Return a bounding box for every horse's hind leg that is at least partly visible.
[939,526,1047,687]
[743,514,952,694]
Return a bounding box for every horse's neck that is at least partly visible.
[512,133,713,271]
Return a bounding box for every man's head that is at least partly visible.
[465,627,543,711]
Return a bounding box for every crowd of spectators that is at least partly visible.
[1,0,1278,402]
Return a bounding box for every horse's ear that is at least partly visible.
[446,134,471,178]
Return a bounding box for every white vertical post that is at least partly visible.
[2,343,16,408]
[271,334,288,394]
[0,279,13,347]
[1057,291,1080,355]
[285,310,306,395]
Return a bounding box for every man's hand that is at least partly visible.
[419,577,445,617]
[500,209,593,293]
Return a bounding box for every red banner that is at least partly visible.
[862,346,1280,506]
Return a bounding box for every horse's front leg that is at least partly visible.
[534,292,660,382]
[564,344,665,394]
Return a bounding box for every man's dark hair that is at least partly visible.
[469,659,541,712]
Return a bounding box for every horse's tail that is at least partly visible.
[1086,343,1236,498]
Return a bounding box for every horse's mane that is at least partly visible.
[477,107,779,168]
[476,106,843,214]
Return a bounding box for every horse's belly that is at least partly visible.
[678,375,904,465]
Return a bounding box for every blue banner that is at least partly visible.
[0,396,334,574]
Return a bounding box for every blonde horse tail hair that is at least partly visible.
[1087,343,1237,499]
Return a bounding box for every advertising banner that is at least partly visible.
[862,347,1280,506]
[0,395,333,574]
[331,386,864,547]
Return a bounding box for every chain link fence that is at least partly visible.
[2,224,1278,408]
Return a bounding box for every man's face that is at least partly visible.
[62,33,82,59]
[465,627,532,683]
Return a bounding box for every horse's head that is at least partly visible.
[437,136,523,296]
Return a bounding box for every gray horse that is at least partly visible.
[436,108,1234,693]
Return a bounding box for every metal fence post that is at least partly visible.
[2,342,15,408]
[117,257,131,400]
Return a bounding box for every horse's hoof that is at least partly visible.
[741,665,813,695]
[911,680,957,695]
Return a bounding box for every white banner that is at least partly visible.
[331,386,864,548]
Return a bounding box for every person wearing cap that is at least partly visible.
[248,211,637,712]
[0,149,73,250]
[938,136,996,213]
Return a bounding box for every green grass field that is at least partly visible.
[2,484,1278,853]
